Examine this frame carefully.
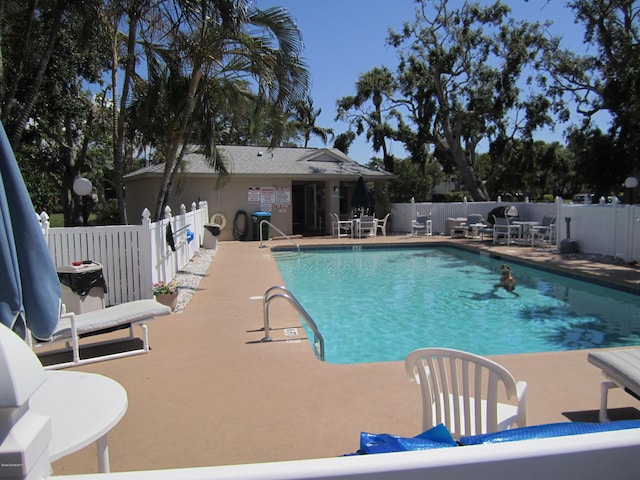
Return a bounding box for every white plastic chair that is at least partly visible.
[530,216,556,247]
[330,213,352,238]
[376,213,391,236]
[492,215,521,245]
[405,348,528,438]
[459,214,486,238]
[411,214,432,236]
[357,215,377,238]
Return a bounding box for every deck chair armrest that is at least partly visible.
[59,311,82,363]
[516,380,528,427]
[495,380,528,431]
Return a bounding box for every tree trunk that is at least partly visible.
[432,68,489,201]
[373,92,394,173]
[0,0,37,122]
[153,68,202,221]
[153,142,180,221]
[9,1,64,149]
[111,7,139,225]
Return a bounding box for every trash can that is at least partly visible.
[57,261,107,313]
[251,211,272,240]
[202,223,220,249]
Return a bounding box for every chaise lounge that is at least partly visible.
[587,349,640,422]
[31,299,171,369]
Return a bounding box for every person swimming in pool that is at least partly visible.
[494,264,519,296]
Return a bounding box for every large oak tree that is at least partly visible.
[387,0,557,201]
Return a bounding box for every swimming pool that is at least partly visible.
[273,245,640,364]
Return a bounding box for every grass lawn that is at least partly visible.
[47,213,97,228]
[48,213,64,228]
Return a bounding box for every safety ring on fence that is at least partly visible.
[210,212,227,230]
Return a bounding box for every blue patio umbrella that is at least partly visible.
[0,123,60,340]
[351,176,375,213]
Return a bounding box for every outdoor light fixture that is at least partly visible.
[73,177,92,197]
[72,177,94,226]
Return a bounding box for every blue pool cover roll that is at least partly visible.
[459,420,640,445]
[348,420,640,455]
[351,424,457,455]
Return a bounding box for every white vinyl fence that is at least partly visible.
[38,197,638,307]
[391,198,640,263]
[40,201,209,306]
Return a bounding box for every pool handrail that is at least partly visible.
[261,286,325,361]
[259,220,300,254]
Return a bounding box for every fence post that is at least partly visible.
[555,196,562,250]
[38,211,50,242]
[140,208,154,299]
[178,204,188,264]
[625,204,636,263]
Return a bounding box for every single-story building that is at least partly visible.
[124,145,394,241]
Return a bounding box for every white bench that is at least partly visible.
[31,299,171,369]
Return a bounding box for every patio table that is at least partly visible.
[352,217,377,238]
[512,221,540,246]
[468,223,487,239]
[30,370,128,473]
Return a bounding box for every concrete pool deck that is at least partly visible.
[47,234,640,475]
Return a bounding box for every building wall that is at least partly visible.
[125,175,343,242]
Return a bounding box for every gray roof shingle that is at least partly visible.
[125,145,393,179]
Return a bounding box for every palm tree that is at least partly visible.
[336,67,396,171]
[290,96,334,147]
[149,1,309,220]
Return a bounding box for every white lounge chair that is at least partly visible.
[587,349,640,422]
[405,348,528,438]
[31,299,171,369]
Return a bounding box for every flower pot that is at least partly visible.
[155,292,178,311]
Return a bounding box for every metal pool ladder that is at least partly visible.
[259,220,300,254]
[261,286,325,361]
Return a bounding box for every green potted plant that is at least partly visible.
[153,280,179,310]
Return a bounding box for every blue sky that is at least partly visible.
[256,0,602,164]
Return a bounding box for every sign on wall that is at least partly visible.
[275,187,291,208]
[248,187,261,203]
[248,186,290,212]
[260,187,276,204]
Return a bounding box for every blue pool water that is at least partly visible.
[273,246,640,364]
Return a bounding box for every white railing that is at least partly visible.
[40,201,209,306]
[392,198,640,263]
[43,430,640,480]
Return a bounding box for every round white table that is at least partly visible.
[30,370,128,473]
[513,221,540,245]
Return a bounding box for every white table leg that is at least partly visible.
[97,434,110,473]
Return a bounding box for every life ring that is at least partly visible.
[210,213,227,230]
[233,210,250,241]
